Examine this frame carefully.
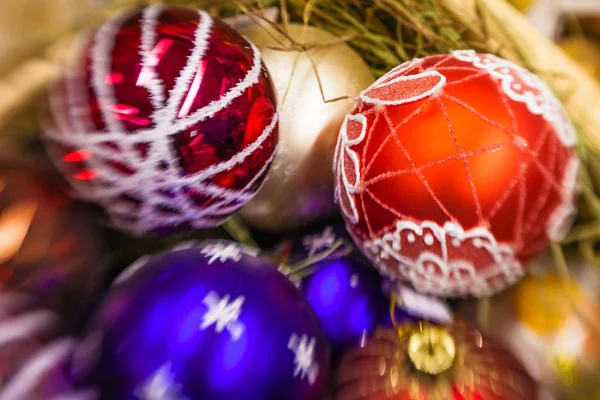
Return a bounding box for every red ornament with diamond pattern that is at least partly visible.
[45,6,278,236]
[333,51,578,297]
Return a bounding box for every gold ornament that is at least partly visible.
[513,273,582,334]
[238,23,374,231]
[407,326,456,375]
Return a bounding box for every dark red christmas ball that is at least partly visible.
[334,51,578,297]
[45,6,279,236]
[335,324,538,400]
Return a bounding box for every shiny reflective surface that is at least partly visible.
[46,7,278,235]
[301,256,388,355]
[76,241,328,400]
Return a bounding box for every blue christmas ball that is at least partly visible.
[74,240,329,400]
[286,226,408,355]
[299,254,388,353]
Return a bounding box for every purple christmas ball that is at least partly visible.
[74,240,329,400]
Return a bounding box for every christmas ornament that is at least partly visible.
[287,226,393,355]
[45,5,279,236]
[335,323,538,399]
[483,256,600,398]
[334,51,579,297]
[74,240,328,400]
[238,23,374,231]
[0,164,104,331]
[282,226,449,356]
[0,289,94,400]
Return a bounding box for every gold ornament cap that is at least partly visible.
[407,325,456,375]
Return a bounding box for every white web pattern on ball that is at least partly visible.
[46,6,279,235]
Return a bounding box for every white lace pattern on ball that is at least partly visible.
[46,6,279,235]
[363,220,524,297]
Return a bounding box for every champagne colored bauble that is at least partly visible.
[238,23,374,231]
[484,257,600,398]
[334,51,579,297]
[0,164,104,331]
[45,6,278,236]
[335,324,537,400]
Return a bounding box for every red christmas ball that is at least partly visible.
[334,324,538,400]
[333,51,578,297]
[45,6,279,235]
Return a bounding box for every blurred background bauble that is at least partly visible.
[0,288,95,400]
[238,23,375,232]
[0,156,106,333]
[334,323,538,400]
[476,254,600,399]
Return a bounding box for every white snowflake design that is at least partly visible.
[302,226,337,257]
[136,363,187,400]
[362,220,524,297]
[200,242,259,264]
[287,334,319,385]
[45,5,279,236]
[200,291,245,341]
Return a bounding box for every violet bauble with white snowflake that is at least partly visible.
[73,240,328,400]
[45,6,278,236]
